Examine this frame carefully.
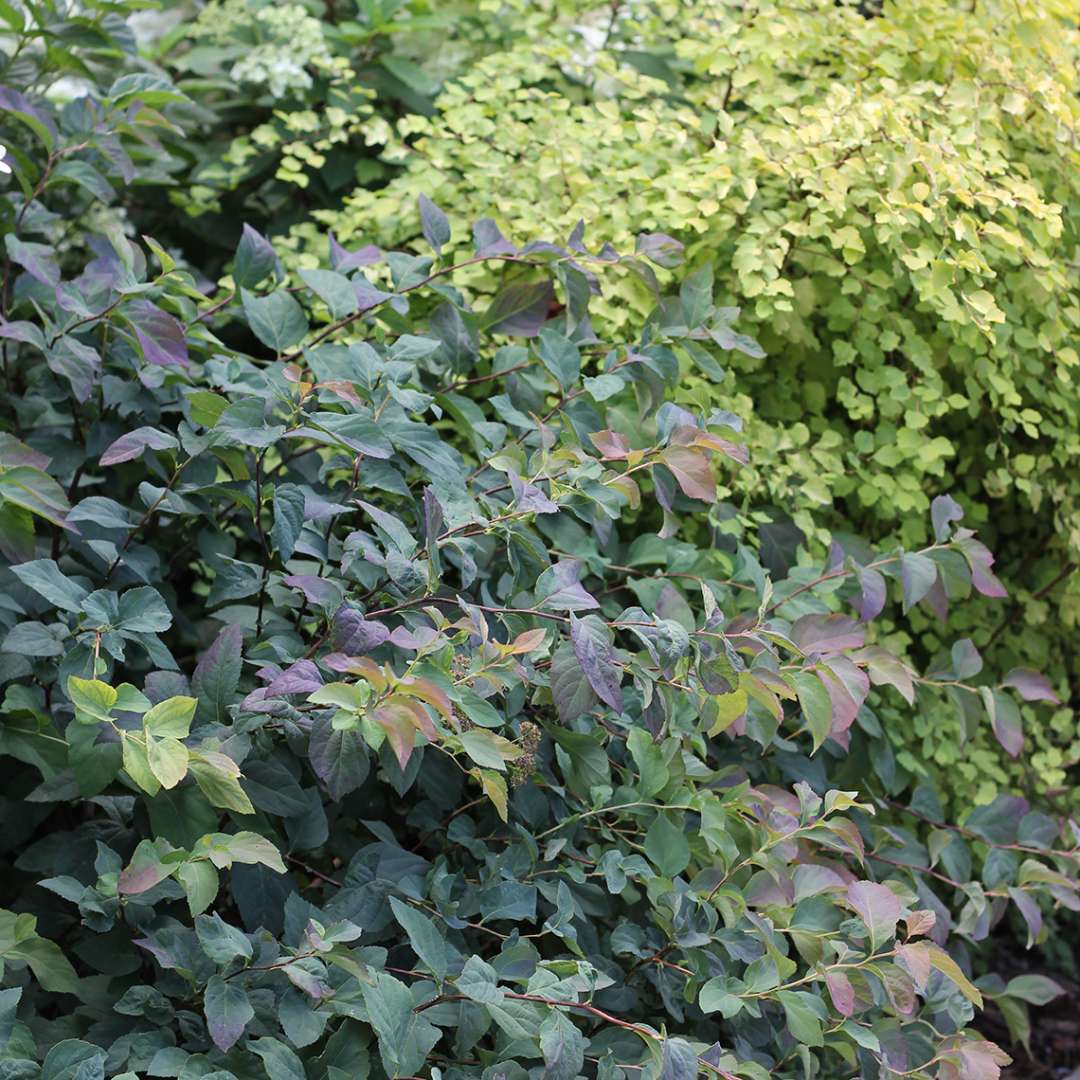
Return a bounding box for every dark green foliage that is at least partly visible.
[0,4,1076,1080]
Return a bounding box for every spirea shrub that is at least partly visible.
[0,6,1078,1080]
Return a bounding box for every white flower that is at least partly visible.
[0,144,11,175]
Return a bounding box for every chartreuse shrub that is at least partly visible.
[3,85,1080,1071]
[277,0,1080,810]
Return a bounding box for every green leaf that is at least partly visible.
[456,955,503,1004]
[117,586,172,633]
[299,269,358,320]
[900,552,937,613]
[143,696,196,738]
[539,1008,586,1080]
[242,289,309,353]
[196,912,253,965]
[146,734,189,789]
[645,814,690,877]
[389,896,455,982]
[308,682,368,711]
[122,735,161,796]
[1005,974,1063,1006]
[459,729,521,771]
[6,936,80,995]
[536,327,580,390]
[659,1037,698,1080]
[177,861,219,916]
[272,482,307,561]
[791,670,832,752]
[67,677,117,723]
[193,830,286,873]
[234,224,278,289]
[41,1041,105,1080]
[776,990,825,1047]
[11,558,88,612]
[189,753,255,814]
[627,727,669,797]
[679,264,714,327]
[361,972,441,1078]
[925,942,983,1007]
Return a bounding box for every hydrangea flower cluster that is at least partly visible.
[192,0,333,98]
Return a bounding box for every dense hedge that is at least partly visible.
[267,0,1080,811]
[0,3,1078,1080]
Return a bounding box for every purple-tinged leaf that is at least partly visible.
[49,336,101,402]
[0,433,48,470]
[5,236,59,286]
[126,299,190,368]
[1002,668,1059,704]
[923,575,949,623]
[0,320,45,349]
[550,641,597,723]
[825,970,855,1017]
[820,657,869,736]
[329,232,381,271]
[957,537,1008,598]
[265,660,323,697]
[333,606,390,654]
[847,881,901,951]
[472,218,517,258]
[118,839,176,895]
[191,624,244,724]
[857,566,886,621]
[570,613,624,715]
[352,274,396,313]
[418,194,451,255]
[389,625,441,651]
[791,614,865,656]
[204,975,253,1053]
[1007,886,1042,949]
[980,687,1023,757]
[100,426,179,466]
[660,447,716,502]
[282,575,342,609]
[931,494,964,542]
[0,86,58,148]
[509,472,558,514]
[482,279,554,337]
[535,561,599,612]
[635,232,685,268]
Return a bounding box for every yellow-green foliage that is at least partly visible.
[284,0,1080,807]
